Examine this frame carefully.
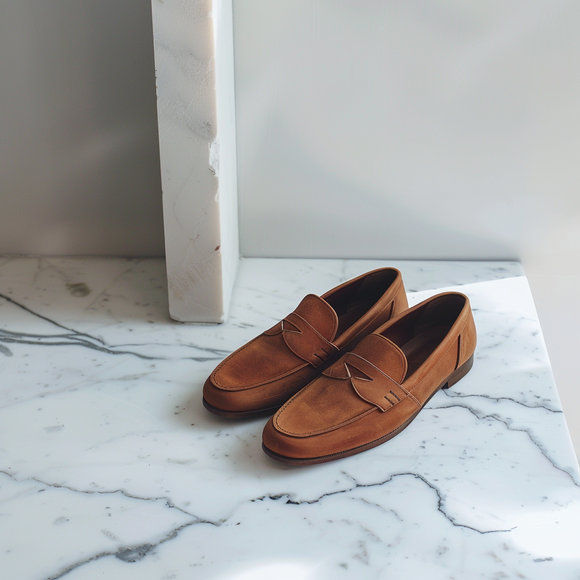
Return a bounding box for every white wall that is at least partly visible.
[0,0,164,256]
[234,0,580,261]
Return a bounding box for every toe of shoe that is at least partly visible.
[262,417,302,460]
[202,376,236,413]
[203,376,292,417]
[202,375,264,416]
[262,416,328,462]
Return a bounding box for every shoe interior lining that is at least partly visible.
[380,294,465,380]
[401,325,451,377]
[324,270,399,337]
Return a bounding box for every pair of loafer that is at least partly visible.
[203,268,476,465]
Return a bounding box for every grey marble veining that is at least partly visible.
[0,257,579,579]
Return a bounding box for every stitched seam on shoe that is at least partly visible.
[345,353,408,411]
[397,384,421,408]
[213,362,310,390]
[352,375,420,411]
[357,333,408,383]
[282,312,339,365]
[274,332,409,432]
[275,404,376,437]
[273,374,361,435]
[286,312,337,345]
[344,351,400,383]
[265,408,420,463]
[274,362,416,435]
[211,334,310,390]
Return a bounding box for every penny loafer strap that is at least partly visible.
[279,312,339,368]
[338,352,413,412]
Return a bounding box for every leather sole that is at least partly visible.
[262,354,474,466]
[202,397,281,419]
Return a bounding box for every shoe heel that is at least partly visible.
[441,354,474,389]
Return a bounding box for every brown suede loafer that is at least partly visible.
[203,268,408,418]
[262,291,476,464]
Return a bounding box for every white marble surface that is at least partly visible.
[0,257,579,579]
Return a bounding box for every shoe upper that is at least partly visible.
[263,292,477,459]
[203,268,408,414]
[212,294,339,392]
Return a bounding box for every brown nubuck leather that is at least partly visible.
[203,268,408,418]
[262,292,476,464]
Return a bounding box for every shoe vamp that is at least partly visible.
[213,332,308,390]
[275,376,373,437]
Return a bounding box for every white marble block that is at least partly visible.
[151,0,239,322]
